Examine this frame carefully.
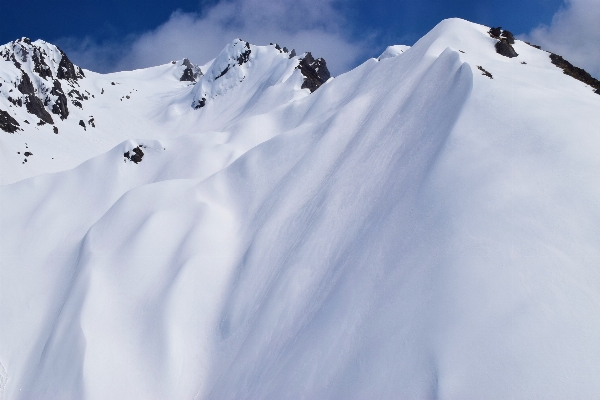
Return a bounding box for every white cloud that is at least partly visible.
[524,0,600,78]
[59,0,370,76]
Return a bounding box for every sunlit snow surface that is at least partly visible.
[1,18,600,399]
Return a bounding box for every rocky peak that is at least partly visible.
[0,38,88,131]
[190,39,331,110]
[204,39,252,83]
[179,58,203,82]
[297,52,331,92]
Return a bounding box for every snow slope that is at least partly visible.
[1,18,600,399]
[0,39,314,185]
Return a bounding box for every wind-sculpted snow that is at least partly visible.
[0,39,312,185]
[1,18,600,399]
[191,39,308,111]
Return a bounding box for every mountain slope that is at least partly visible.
[0,38,328,185]
[1,18,600,399]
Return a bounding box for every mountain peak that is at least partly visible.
[191,39,330,109]
[1,18,600,398]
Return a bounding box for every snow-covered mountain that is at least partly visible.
[1,18,600,399]
[0,37,329,185]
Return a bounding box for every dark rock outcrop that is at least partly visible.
[495,40,518,58]
[8,97,22,107]
[56,48,84,81]
[0,109,20,133]
[79,120,86,130]
[524,42,541,49]
[297,52,330,93]
[550,53,600,93]
[194,97,207,109]
[215,65,231,80]
[17,71,35,96]
[489,27,518,58]
[25,95,54,124]
[489,27,502,38]
[124,146,144,164]
[180,59,202,82]
[32,49,52,79]
[477,66,493,79]
[501,30,515,44]
[50,80,69,120]
[237,41,251,66]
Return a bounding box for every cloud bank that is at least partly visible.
[59,0,369,76]
[524,0,600,77]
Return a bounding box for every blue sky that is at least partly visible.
[2,0,598,76]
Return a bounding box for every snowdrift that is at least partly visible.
[1,18,600,399]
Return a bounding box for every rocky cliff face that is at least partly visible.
[0,38,87,131]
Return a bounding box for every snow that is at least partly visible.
[377,44,411,60]
[1,18,600,399]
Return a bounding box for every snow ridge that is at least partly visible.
[1,18,600,399]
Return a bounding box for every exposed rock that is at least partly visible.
[524,42,542,50]
[0,109,20,133]
[53,126,58,134]
[88,117,95,127]
[501,30,515,44]
[549,53,600,93]
[15,41,29,62]
[25,95,54,124]
[194,97,207,109]
[32,49,52,79]
[11,53,21,70]
[124,145,144,164]
[50,80,69,120]
[72,100,83,109]
[488,27,518,58]
[237,47,251,65]
[68,89,87,101]
[17,71,35,96]
[297,52,331,93]
[79,120,86,130]
[289,49,296,58]
[215,65,231,80]
[24,151,32,157]
[56,48,84,80]
[489,27,502,38]
[180,67,196,82]
[495,40,518,58]
[180,58,202,82]
[8,97,22,107]
[477,66,493,79]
